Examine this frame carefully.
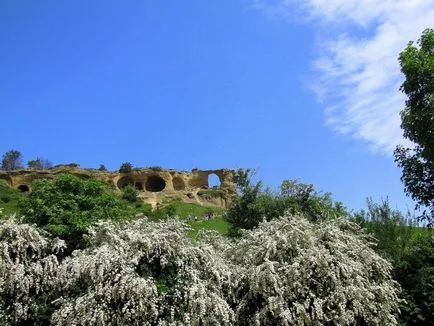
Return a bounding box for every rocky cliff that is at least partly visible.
[0,165,236,208]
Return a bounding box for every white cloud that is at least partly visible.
[253,0,434,153]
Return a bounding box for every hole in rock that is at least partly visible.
[146,176,166,192]
[208,174,221,188]
[117,177,134,189]
[18,185,30,192]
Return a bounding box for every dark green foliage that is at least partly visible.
[52,163,80,169]
[122,184,138,202]
[98,164,107,171]
[396,234,434,325]
[279,179,347,222]
[164,203,176,217]
[352,198,433,325]
[136,202,154,217]
[226,170,347,235]
[351,198,419,261]
[27,157,53,170]
[225,169,263,234]
[119,162,133,173]
[149,203,177,221]
[20,174,129,251]
[394,28,434,226]
[1,150,23,170]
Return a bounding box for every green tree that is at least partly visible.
[98,164,107,171]
[20,174,128,251]
[226,170,346,235]
[279,179,347,222]
[27,157,52,170]
[225,169,264,234]
[119,162,133,173]
[351,198,433,325]
[1,150,23,170]
[394,28,434,226]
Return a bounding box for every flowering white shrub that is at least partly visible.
[0,217,65,324]
[0,214,400,325]
[229,216,400,325]
[51,219,236,325]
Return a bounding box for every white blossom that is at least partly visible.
[0,214,400,325]
[229,216,400,325]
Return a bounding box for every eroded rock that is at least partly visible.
[0,166,236,208]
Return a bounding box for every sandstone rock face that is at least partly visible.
[0,165,236,208]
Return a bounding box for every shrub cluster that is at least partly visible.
[122,184,138,202]
[0,214,400,325]
[351,198,434,325]
[19,174,130,252]
[226,170,347,235]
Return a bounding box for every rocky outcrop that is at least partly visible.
[0,165,236,208]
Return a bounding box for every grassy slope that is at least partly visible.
[187,217,229,239]
[166,200,224,218]
[0,183,230,236]
[148,200,229,237]
[0,184,24,217]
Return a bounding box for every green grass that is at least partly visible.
[164,200,225,218]
[187,217,229,239]
[128,200,229,238]
[197,188,224,197]
[0,184,24,217]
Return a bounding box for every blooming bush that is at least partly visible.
[0,217,65,324]
[51,219,236,325]
[0,214,400,325]
[229,216,400,325]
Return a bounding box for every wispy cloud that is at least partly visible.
[253,0,434,153]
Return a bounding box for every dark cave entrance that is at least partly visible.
[18,185,30,193]
[117,177,134,189]
[146,176,166,192]
[135,182,144,191]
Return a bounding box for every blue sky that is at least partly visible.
[1,0,433,212]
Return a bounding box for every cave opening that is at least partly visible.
[146,176,166,192]
[18,185,30,193]
[135,182,144,190]
[117,177,134,189]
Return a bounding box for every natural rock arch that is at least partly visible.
[208,173,221,188]
[146,176,166,192]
